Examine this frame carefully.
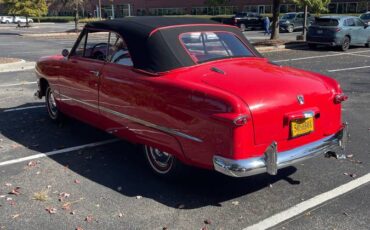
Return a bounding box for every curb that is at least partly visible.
[0,60,35,73]
[255,42,307,53]
[22,32,79,37]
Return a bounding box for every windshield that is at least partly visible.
[282,14,295,20]
[180,32,255,63]
[314,18,339,26]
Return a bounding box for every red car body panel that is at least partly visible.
[36,55,343,169]
[35,18,346,176]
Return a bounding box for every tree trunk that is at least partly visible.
[26,15,29,27]
[74,6,79,32]
[270,0,280,40]
[302,4,308,40]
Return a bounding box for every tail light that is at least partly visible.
[334,93,348,104]
[212,113,249,126]
[233,115,248,126]
[332,27,341,32]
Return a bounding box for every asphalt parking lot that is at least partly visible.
[0,25,369,230]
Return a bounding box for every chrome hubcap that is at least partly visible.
[48,90,58,117]
[145,146,173,173]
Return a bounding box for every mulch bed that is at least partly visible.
[0,57,22,65]
[253,39,305,47]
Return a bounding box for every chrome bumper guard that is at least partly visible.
[213,124,348,177]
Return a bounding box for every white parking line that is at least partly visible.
[274,50,370,63]
[244,173,370,230]
[0,81,37,87]
[328,65,370,72]
[0,139,119,167]
[3,105,45,112]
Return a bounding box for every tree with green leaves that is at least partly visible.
[60,0,84,32]
[293,0,331,15]
[3,0,48,26]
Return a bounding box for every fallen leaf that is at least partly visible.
[70,211,76,215]
[27,161,37,167]
[343,172,349,176]
[177,204,185,209]
[36,171,41,175]
[204,219,211,225]
[9,187,21,196]
[0,195,5,198]
[350,173,357,178]
[269,184,273,188]
[74,179,80,184]
[118,212,124,218]
[162,227,168,230]
[201,226,208,230]
[346,154,354,158]
[45,207,57,214]
[11,214,20,219]
[59,192,70,201]
[136,196,142,199]
[85,215,93,222]
[5,183,12,187]
[76,227,83,230]
[6,197,12,201]
[46,185,52,189]
[62,203,71,210]
[231,201,239,206]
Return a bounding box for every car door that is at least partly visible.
[58,29,110,127]
[344,18,359,43]
[354,18,369,44]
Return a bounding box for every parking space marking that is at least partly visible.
[0,81,36,87]
[328,65,370,72]
[274,50,370,63]
[244,173,370,230]
[0,139,118,167]
[3,105,45,112]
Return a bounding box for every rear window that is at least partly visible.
[314,18,339,26]
[180,32,254,63]
[360,14,370,20]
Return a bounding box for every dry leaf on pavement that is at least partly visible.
[9,187,21,196]
[85,215,94,222]
[45,207,57,214]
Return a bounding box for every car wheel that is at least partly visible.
[341,36,350,51]
[287,25,294,33]
[240,23,246,32]
[365,39,370,48]
[308,43,317,49]
[45,85,62,122]
[144,145,184,178]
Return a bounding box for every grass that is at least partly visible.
[33,190,49,201]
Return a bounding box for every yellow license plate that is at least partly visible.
[291,117,314,138]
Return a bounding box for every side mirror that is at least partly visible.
[62,49,69,57]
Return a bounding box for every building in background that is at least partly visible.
[1,0,369,17]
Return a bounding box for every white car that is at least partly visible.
[1,16,14,24]
[14,16,33,24]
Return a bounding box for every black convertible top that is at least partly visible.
[84,17,261,73]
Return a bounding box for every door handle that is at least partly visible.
[90,70,100,77]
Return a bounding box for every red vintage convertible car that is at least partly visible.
[35,17,348,177]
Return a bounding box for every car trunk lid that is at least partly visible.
[199,58,334,145]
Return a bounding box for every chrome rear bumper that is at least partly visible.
[213,125,348,177]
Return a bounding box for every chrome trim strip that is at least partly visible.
[213,127,345,177]
[59,94,203,143]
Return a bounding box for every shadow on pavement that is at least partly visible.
[0,102,300,209]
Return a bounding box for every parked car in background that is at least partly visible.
[360,11,370,25]
[14,16,33,24]
[279,12,314,33]
[35,17,348,178]
[230,12,264,31]
[307,16,370,51]
[0,16,14,24]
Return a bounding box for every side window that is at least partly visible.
[354,18,365,26]
[297,14,303,19]
[71,30,110,61]
[109,33,133,67]
[345,18,355,26]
